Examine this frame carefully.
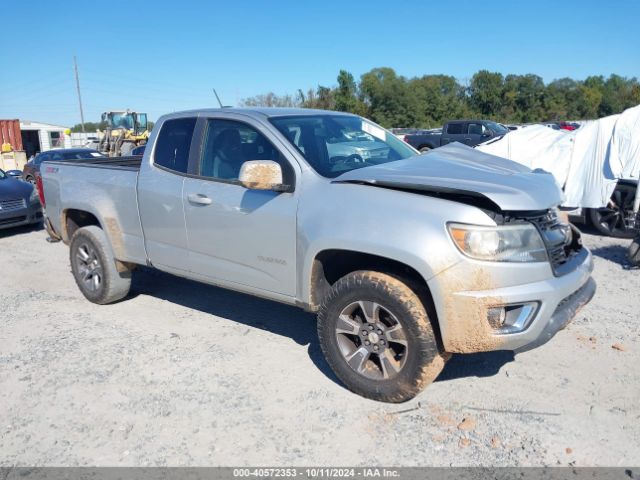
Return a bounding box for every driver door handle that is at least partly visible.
[187,193,212,205]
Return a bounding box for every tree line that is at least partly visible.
[70,121,155,133]
[241,68,640,128]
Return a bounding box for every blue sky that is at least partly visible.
[1,0,638,126]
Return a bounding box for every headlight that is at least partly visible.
[447,223,547,262]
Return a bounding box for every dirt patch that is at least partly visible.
[459,438,471,448]
[103,216,125,259]
[239,162,280,190]
[457,416,476,431]
[439,267,506,353]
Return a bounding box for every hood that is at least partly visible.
[333,142,563,211]
[0,177,34,201]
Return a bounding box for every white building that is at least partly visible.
[19,120,72,157]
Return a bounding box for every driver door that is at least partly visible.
[182,117,299,296]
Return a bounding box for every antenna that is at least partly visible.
[213,89,224,108]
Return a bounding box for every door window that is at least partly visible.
[446,123,464,134]
[153,117,197,173]
[199,119,293,184]
[467,123,484,135]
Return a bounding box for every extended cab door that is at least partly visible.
[137,116,198,272]
[182,116,298,296]
[441,122,466,145]
[464,122,487,146]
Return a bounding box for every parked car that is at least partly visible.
[5,170,23,179]
[559,121,579,131]
[404,120,510,152]
[0,168,43,230]
[130,145,146,156]
[390,128,427,142]
[22,148,105,183]
[40,108,595,403]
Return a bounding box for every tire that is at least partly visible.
[120,142,134,156]
[317,271,447,403]
[419,146,431,153]
[69,225,131,304]
[628,236,640,267]
[589,184,637,238]
[25,175,35,184]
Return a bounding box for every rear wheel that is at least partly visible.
[419,146,431,153]
[70,226,131,304]
[628,236,640,266]
[317,271,447,403]
[589,184,637,238]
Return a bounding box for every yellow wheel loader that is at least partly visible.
[98,110,149,156]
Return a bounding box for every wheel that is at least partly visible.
[419,146,431,153]
[25,175,35,184]
[70,226,132,304]
[628,236,640,266]
[317,271,447,403]
[589,184,637,238]
[120,142,134,156]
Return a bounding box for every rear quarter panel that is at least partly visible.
[42,163,146,264]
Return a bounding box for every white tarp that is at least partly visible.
[476,104,640,209]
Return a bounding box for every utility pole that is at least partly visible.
[73,55,86,133]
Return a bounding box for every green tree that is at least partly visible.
[334,70,366,115]
[359,67,418,127]
[468,70,504,118]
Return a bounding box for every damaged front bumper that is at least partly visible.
[429,247,595,353]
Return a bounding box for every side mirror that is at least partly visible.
[239,160,286,191]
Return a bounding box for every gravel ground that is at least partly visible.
[1,224,638,466]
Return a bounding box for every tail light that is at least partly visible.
[36,173,46,208]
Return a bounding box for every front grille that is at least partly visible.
[525,209,583,276]
[0,198,27,212]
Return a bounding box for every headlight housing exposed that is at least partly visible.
[447,223,548,263]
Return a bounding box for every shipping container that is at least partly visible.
[0,119,24,151]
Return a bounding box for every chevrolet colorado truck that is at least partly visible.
[405,119,510,152]
[39,108,595,403]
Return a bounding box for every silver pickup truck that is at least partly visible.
[40,108,595,403]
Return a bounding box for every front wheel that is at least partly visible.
[70,226,132,304]
[317,271,447,403]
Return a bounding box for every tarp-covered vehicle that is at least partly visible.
[477,105,640,238]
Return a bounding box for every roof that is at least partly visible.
[19,120,69,130]
[162,107,356,120]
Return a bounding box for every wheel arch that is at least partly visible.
[306,249,443,346]
[63,208,102,243]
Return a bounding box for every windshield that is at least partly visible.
[486,121,509,135]
[270,115,418,178]
[110,113,135,130]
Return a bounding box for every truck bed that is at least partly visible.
[41,155,147,265]
[45,156,143,171]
